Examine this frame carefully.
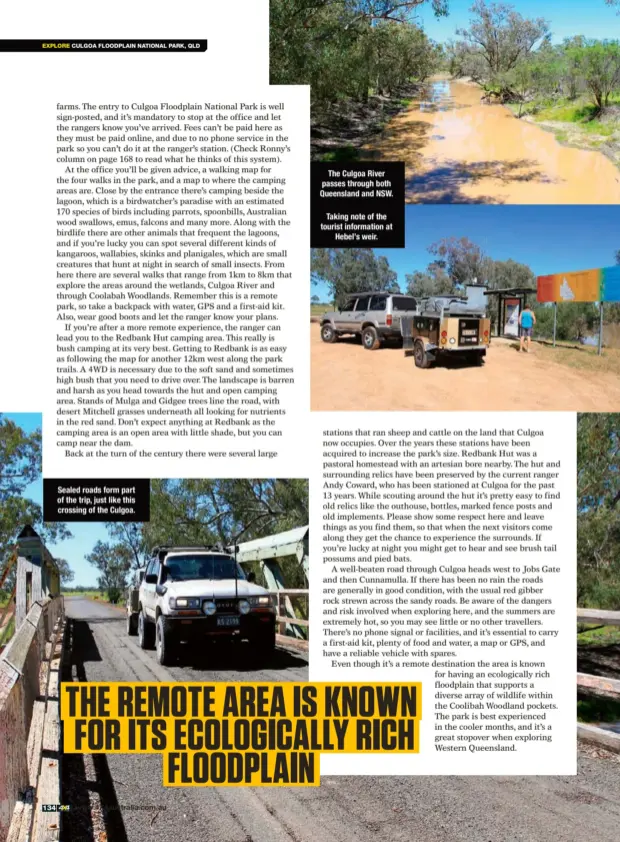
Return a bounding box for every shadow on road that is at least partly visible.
[406,158,559,204]
[172,640,308,673]
[578,644,620,681]
[61,619,128,842]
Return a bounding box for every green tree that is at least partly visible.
[427,236,488,285]
[405,266,454,297]
[0,416,72,590]
[568,40,620,110]
[312,248,398,307]
[85,541,132,603]
[457,1,548,88]
[270,0,448,111]
[88,480,310,592]
[577,413,620,607]
[55,557,75,587]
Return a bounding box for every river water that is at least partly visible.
[363,78,620,204]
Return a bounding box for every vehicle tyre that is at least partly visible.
[156,615,176,666]
[138,610,155,650]
[473,351,485,366]
[126,611,138,636]
[414,340,432,369]
[362,326,380,350]
[320,323,338,343]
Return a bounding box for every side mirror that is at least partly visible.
[155,584,167,596]
[247,571,256,583]
[144,573,157,585]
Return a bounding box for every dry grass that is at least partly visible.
[530,340,620,375]
[311,303,331,321]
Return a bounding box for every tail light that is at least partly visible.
[386,314,392,326]
[440,337,447,345]
[441,330,447,338]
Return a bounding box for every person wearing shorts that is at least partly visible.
[519,304,536,352]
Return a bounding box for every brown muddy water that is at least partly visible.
[363,77,620,204]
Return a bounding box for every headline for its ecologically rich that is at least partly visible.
[61,682,421,786]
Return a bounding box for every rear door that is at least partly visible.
[141,558,158,620]
[368,294,387,331]
[352,294,371,331]
[335,297,358,332]
[389,295,418,335]
[458,318,481,347]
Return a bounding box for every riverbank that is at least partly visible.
[310,82,424,161]
[501,90,620,165]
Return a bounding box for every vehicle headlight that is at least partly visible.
[170,597,201,609]
[238,599,251,615]
[203,600,217,616]
[249,596,274,608]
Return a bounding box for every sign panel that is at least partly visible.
[503,299,520,337]
[536,269,601,303]
[537,266,620,304]
[601,265,620,303]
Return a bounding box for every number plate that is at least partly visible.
[216,616,240,627]
[462,330,477,336]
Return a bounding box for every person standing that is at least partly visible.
[519,304,536,353]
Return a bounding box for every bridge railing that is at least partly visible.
[0,596,64,842]
[577,607,620,754]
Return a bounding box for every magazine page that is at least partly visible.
[0,1,619,841]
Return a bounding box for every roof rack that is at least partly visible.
[150,544,229,557]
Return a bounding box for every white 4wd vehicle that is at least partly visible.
[134,546,276,666]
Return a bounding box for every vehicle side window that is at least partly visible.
[392,296,417,311]
[355,295,370,310]
[145,559,156,578]
[343,298,357,311]
[152,560,161,583]
[369,296,386,311]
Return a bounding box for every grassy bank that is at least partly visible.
[506,95,620,167]
[311,82,423,162]
[578,625,620,725]
[63,589,114,603]
[502,338,620,377]
[579,625,620,648]
[534,342,620,376]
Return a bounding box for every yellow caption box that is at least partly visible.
[61,682,422,786]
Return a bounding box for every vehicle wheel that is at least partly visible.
[414,340,432,369]
[156,615,175,666]
[473,352,485,366]
[126,612,138,636]
[138,610,155,650]
[321,323,338,343]
[362,326,380,350]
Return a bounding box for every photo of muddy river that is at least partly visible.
[363,77,620,204]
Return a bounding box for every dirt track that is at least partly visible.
[311,325,620,412]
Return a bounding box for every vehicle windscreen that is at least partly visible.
[391,296,417,311]
[163,554,246,582]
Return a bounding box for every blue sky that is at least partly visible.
[4,412,108,587]
[415,0,620,45]
[312,205,620,300]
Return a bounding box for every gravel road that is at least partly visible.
[62,597,620,842]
